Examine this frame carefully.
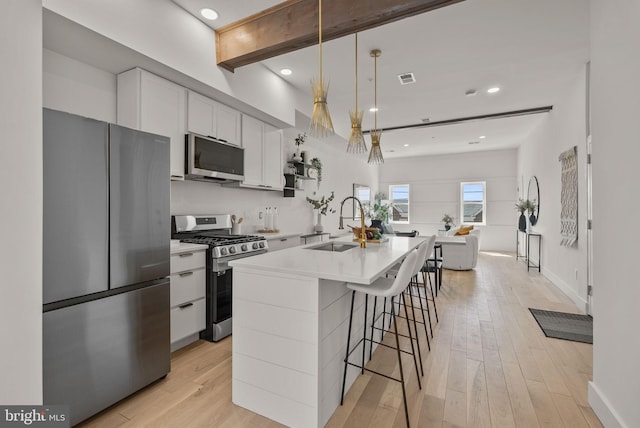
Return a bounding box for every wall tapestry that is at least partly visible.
[559,146,578,247]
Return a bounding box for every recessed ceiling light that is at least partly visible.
[465,89,477,96]
[280,68,292,76]
[487,86,501,94]
[369,107,378,112]
[468,141,480,145]
[403,144,409,147]
[200,8,218,20]
[479,135,486,139]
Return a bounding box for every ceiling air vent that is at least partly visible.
[397,72,416,85]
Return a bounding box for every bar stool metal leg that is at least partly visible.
[340,290,356,406]
[404,284,424,376]
[391,296,411,428]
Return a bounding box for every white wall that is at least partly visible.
[43,0,300,127]
[43,49,117,123]
[0,0,43,404]
[171,128,377,236]
[516,68,588,310]
[378,149,518,250]
[589,1,640,427]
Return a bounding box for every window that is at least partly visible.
[460,181,486,225]
[353,183,371,218]
[389,184,410,223]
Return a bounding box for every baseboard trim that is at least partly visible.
[541,267,588,312]
[588,381,627,428]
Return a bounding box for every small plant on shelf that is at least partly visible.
[294,132,306,147]
[310,157,323,188]
[306,191,336,215]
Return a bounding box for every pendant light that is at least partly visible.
[368,49,384,164]
[347,33,367,153]
[309,0,334,138]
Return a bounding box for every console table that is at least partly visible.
[527,233,542,272]
[515,230,542,272]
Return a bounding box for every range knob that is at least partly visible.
[241,244,248,251]
[220,248,228,256]
[252,243,259,249]
[228,246,236,254]
[259,242,265,248]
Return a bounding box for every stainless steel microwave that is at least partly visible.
[185,133,244,182]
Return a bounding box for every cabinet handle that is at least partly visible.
[179,302,194,309]
[179,252,194,258]
[280,238,288,242]
[179,271,194,277]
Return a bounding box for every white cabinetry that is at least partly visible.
[240,114,283,190]
[117,68,186,180]
[170,245,207,351]
[186,90,241,146]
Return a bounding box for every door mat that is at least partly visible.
[529,308,593,344]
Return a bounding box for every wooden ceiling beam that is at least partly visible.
[215,0,464,72]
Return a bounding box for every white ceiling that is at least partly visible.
[173,0,589,158]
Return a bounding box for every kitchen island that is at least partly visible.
[229,235,424,427]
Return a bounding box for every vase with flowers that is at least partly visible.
[293,132,306,162]
[364,192,392,232]
[441,213,454,231]
[306,191,336,233]
[515,198,532,231]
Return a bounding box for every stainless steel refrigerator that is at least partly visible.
[42,108,171,426]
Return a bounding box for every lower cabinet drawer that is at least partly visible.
[170,268,206,307]
[170,298,205,343]
[267,235,301,252]
[170,250,205,274]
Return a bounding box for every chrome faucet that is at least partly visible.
[339,196,367,248]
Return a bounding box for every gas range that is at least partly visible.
[172,214,268,263]
[171,214,268,342]
[180,234,267,258]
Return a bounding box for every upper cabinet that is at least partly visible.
[187,91,241,146]
[117,68,186,180]
[240,115,283,191]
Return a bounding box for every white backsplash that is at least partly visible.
[171,128,378,237]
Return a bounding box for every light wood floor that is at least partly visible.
[80,252,602,428]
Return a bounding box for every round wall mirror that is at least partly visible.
[528,176,540,225]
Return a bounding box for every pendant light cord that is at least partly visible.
[319,0,322,83]
[374,53,378,130]
[355,34,358,112]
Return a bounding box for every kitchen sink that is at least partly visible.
[306,242,360,252]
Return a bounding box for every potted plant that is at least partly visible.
[365,192,392,231]
[306,191,336,233]
[515,198,529,231]
[293,132,306,162]
[441,214,454,231]
[310,157,322,189]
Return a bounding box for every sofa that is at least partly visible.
[438,226,481,270]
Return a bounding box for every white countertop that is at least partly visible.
[229,235,425,284]
[170,241,208,254]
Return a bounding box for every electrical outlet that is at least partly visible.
[258,211,263,220]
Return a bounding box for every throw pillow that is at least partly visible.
[455,225,474,236]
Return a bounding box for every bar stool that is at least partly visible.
[419,236,440,329]
[340,250,419,428]
[380,239,432,357]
